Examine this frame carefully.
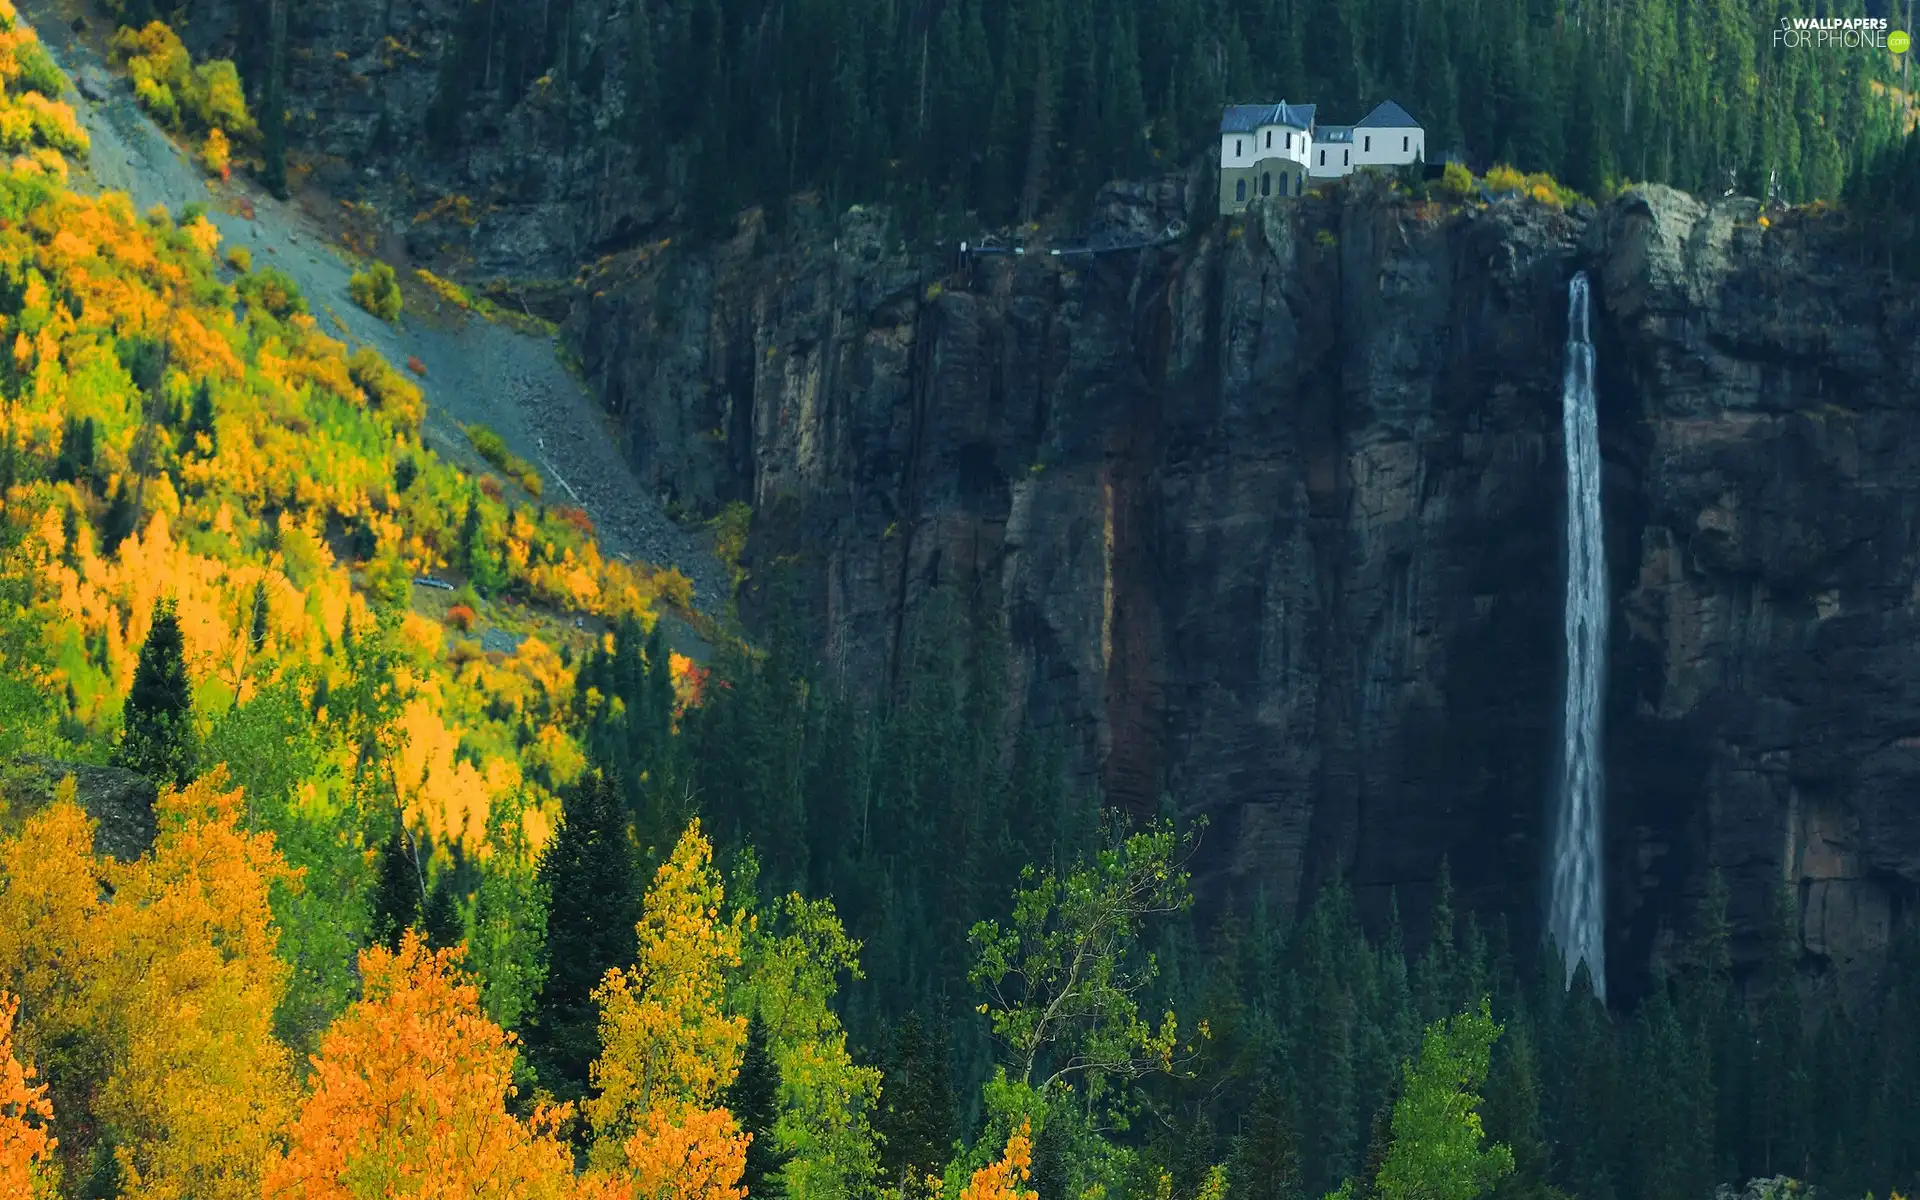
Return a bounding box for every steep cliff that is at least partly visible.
[567,176,1920,1001]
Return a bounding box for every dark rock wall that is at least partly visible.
[566,178,1920,999]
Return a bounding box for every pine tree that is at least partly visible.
[184,380,216,456]
[1227,1081,1303,1200]
[370,824,423,953]
[113,598,198,787]
[875,1010,955,1192]
[422,873,463,950]
[725,1012,786,1197]
[527,769,640,1096]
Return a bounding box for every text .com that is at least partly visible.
[1774,16,1892,48]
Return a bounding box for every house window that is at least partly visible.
[1261,172,1271,196]
[1236,139,1243,157]
[1266,131,1272,148]
[1364,135,1371,152]
[1236,179,1246,202]
[1403,136,1410,152]
[1319,149,1326,165]
[1344,150,1350,165]
[1286,133,1293,150]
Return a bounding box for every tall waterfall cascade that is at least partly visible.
[1548,271,1608,1003]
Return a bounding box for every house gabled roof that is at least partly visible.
[1317,125,1353,143]
[1220,102,1317,134]
[1355,100,1420,129]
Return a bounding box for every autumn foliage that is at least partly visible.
[960,1123,1039,1200]
[264,931,577,1200]
[0,992,55,1196]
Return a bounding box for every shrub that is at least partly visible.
[1438,161,1475,199]
[349,261,403,323]
[15,41,67,98]
[445,604,476,632]
[406,355,426,376]
[236,266,307,319]
[393,456,417,492]
[1484,163,1526,194]
[348,347,425,432]
[200,127,230,179]
[463,424,542,496]
[225,244,251,272]
[477,476,504,501]
[466,423,511,468]
[111,21,257,141]
[552,505,595,537]
[414,268,475,310]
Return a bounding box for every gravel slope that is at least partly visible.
[23,8,730,616]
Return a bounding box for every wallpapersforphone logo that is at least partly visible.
[1772,15,1907,51]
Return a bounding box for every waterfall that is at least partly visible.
[1549,271,1608,1003]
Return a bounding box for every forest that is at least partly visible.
[386,0,1917,232]
[0,0,1919,1196]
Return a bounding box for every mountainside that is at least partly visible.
[565,173,1920,1002]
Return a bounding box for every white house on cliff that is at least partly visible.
[1219,100,1424,214]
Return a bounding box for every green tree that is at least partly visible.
[527,768,640,1098]
[1228,1082,1303,1200]
[1350,999,1513,1200]
[875,1011,956,1193]
[368,823,423,953]
[968,820,1196,1114]
[112,598,198,787]
[725,1012,787,1198]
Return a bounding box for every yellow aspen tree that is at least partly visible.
[264,931,575,1200]
[91,768,299,1200]
[583,821,751,1195]
[586,819,747,1144]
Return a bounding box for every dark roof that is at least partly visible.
[1317,125,1353,143]
[1356,100,1420,129]
[1220,102,1317,133]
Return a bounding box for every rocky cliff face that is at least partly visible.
[144,0,660,278]
[568,176,1920,1001]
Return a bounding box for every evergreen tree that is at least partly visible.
[421,873,463,950]
[369,823,423,952]
[184,380,215,455]
[112,598,198,787]
[875,1011,955,1192]
[526,769,640,1096]
[1227,1081,1303,1200]
[726,1012,787,1197]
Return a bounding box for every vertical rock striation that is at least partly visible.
[569,177,1920,997]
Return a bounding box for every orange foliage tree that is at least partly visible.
[263,931,576,1200]
[0,991,55,1196]
[959,1123,1038,1200]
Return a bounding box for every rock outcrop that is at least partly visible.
[3,756,158,862]
[567,176,1920,1003]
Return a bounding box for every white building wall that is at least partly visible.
[1251,124,1310,167]
[1307,143,1354,178]
[1220,133,1252,169]
[1352,127,1425,166]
